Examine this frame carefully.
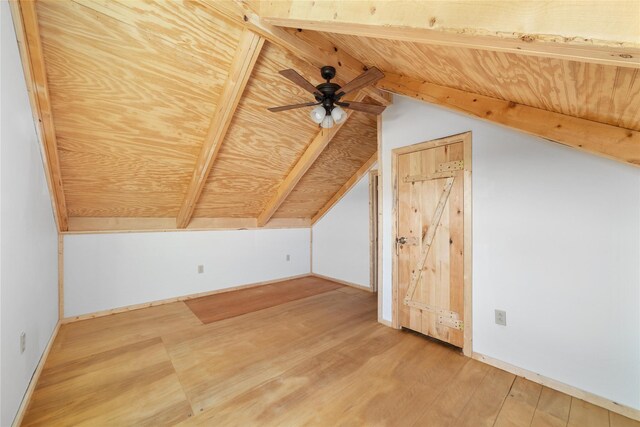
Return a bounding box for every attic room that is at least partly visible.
[1,0,639,425]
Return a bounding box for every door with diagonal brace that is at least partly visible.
[394,133,470,349]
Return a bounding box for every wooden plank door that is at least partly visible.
[394,134,470,349]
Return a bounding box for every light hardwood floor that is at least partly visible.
[22,277,638,426]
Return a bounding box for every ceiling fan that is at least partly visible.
[268,66,386,129]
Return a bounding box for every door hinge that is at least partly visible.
[438,315,463,330]
[438,160,464,172]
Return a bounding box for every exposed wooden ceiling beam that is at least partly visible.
[258,1,640,68]
[378,73,640,166]
[66,217,310,234]
[176,29,264,229]
[311,151,378,225]
[200,0,391,106]
[10,0,69,231]
[257,91,368,226]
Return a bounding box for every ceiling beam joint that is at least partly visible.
[10,0,69,231]
[378,73,640,166]
[258,1,640,68]
[176,29,265,228]
[200,0,391,105]
[312,151,378,225]
[257,91,368,226]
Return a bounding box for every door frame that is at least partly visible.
[369,169,380,292]
[391,131,473,356]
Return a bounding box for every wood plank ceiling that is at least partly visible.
[28,0,379,231]
[320,32,640,130]
[15,0,639,232]
[38,0,240,218]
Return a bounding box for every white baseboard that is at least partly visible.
[61,273,313,324]
[310,272,373,292]
[472,352,640,421]
[12,321,60,427]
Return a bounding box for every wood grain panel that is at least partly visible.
[48,303,201,367]
[569,398,611,426]
[259,1,640,67]
[273,111,377,218]
[30,1,639,225]
[322,32,640,131]
[19,277,640,425]
[256,90,371,226]
[494,377,543,426]
[36,0,243,217]
[176,29,265,228]
[531,386,571,427]
[72,0,240,61]
[311,151,377,224]
[193,41,325,218]
[11,0,69,230]
[23,337,193,426]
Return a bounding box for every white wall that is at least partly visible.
[380,95,640,409]
[312,169,373,288]
[1,2,60,424]
[64,228,311,317]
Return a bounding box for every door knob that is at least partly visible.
[396,236,407,245]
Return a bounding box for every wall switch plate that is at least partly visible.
[286,254,290,261]
[495,309,507,326]
[20,332,26,354]
[197,265,204,274]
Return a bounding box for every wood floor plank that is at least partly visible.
[362,346,468,426]
[531,386,571,427]
[22,338,192,426]
[179,320,409,426]
[413,358,491,426]
[494,376,543,426]
[184,276,342,323]
[166,290,378,413]
[20,277,630,426]
[299,335,467,426]
[454,366,516,426]
[569,398,610,427]
[50,302,201,367]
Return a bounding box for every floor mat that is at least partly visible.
[185,276,343,324]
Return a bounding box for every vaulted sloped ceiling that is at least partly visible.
[193,42,330,219]
[12,0,639,233]
[320,33,640,131]
[21,0,381,231]
[273,109,377,219]
[37,0,242,218]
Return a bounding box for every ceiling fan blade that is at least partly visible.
[336,101,386,115]
[279,69,321,96]
[336,67,384,97]
[268,102,319,112]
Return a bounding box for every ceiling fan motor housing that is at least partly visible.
[316,66,341,112]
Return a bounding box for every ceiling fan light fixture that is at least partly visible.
[331,105,347,124]
[309,105,326,124]
[269,66,386,121]
[321,115,334,129]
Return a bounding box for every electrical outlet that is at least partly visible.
[495,309,507,326]
[20,332,26,354]
[197,265,204,274]
[286,254,290,261]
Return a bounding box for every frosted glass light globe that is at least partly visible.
[309,106,326,124]
[321,115,334,128]
[331,106,347,124]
